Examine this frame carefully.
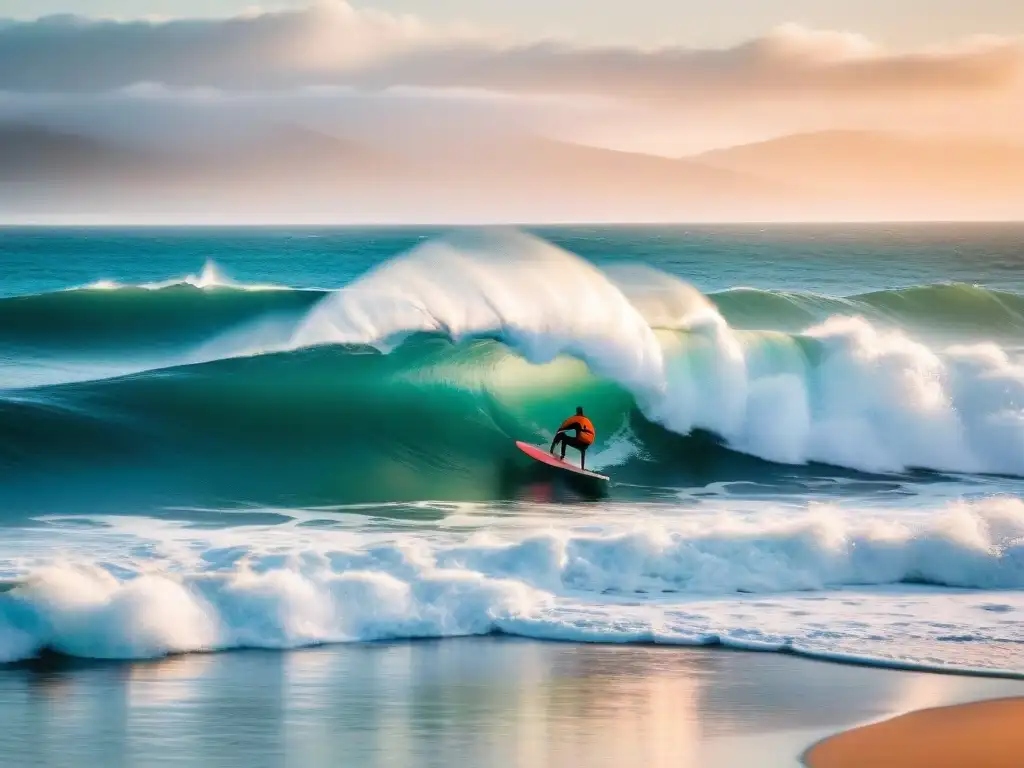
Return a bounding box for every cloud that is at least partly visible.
[1,3,1022,160]
[0,3,1021,102]
[363,29,1024,101]
[0,3,461,92]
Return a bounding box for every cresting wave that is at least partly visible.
[0,262,318,357]
[2,497,1023,670]
[4,264,1024,357]
[3,230,1024,509]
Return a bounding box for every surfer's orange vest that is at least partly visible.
[559,415,596,446]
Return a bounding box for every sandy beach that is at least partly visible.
[805,696,1024,768]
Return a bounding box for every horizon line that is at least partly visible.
[3,219,1024,228]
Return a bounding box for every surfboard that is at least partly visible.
[515,441,610,481]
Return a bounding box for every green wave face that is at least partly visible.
[711,282,1024,340]
[0,336,651,511]
[0,286,325,354]
[0,328,926,515]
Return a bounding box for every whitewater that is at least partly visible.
[2,224,1024,675]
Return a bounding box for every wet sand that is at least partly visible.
[805,696,1024,768]
[2,640,1023,767]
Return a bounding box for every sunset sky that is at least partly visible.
[2,1,1015,147]
[1,1,1022,221]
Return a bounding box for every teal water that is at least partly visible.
[1,223,1024,679]
[5,224,1024,299]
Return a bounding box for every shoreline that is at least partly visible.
[6,633,1024,683]
[804,697,1024,768]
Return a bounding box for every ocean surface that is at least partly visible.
[2,224,1024,675]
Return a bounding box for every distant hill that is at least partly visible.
[2,123,1022,222]
[403,136,810,222]
[692,130,1024,219]
[0,123,408,220]
[0,123,803,222]
[0,123,134,180]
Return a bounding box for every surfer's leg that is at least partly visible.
[564,436,586,466]
[580,448,586,470]
[550,434,563,454]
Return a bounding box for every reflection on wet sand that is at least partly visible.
[3,641,1024,768]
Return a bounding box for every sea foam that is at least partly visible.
[3,498,1023,671]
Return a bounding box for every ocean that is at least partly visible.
[2,223,1024,679]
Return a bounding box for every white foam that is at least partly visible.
[81,260,287,292]
[81,279,123,291]
[583,426,643,472]
[291,231,668,398]
[3,497,1024,669]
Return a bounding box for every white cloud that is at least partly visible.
[0,3,1020,100]
[1,3,1022,159]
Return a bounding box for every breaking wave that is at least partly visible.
[3,230,1024,510]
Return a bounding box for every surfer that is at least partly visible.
[550,406,595,470]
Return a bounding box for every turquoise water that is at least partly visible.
[1,223,1024,678]
[6,224,1024,299]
